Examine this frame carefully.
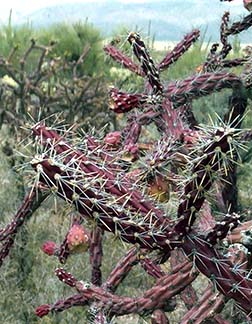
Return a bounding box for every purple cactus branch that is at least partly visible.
[220,12,232,58]
[0,237,15,267]
[104,246,141,292]
[109,87,147,113]
[225,12,252,36]
[222,58,248,68]
[36,294,89,316]
[158,29,200,72]
[139,256,166,279]
[58,236,71,264]
[170,249,198,310]
[104,43,144,76]
[0,188,49,266]
[127,32,163,94]
[220,12,229,46]
[205,213,240,245]
[0,188,47,241]
[175,127,240,235]
[89,226,103,286]
[53,263,195,317]
[166,72,242,108]
[181,235,252,315]
[180,284,226,324]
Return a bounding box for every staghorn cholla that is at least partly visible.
[2,2,252,323]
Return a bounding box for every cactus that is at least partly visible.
[2,1,252,323]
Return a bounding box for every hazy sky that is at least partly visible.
[0,0,245,23]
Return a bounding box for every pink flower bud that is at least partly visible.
[104,131,121,146]
[109,87,142,113]
[41,241,57,256]
[122,143,139,161]
[35,304,50,317]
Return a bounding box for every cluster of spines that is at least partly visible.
[30,121,243,256]
[29,19,252,321]
[175,126,241,235]
[181,234,252,314]
[31,123,187,251]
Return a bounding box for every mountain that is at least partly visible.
[16,1,251,42]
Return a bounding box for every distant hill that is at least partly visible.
[17,1,251,42]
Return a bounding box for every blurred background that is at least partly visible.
[0,0,250,45]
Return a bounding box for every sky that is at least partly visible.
[0,0,245,24]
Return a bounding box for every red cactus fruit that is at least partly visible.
[122,143,139,162]
[104,131,121,147]
[66,224,90,254]
[41,241,58,256]
[109,87,142,113]
[35,304,50,317]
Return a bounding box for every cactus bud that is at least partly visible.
[104,131,121,147]
[122,143,139,162]
[35,304,50,317]
[41,241,58,256]
[66,224,90,253]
